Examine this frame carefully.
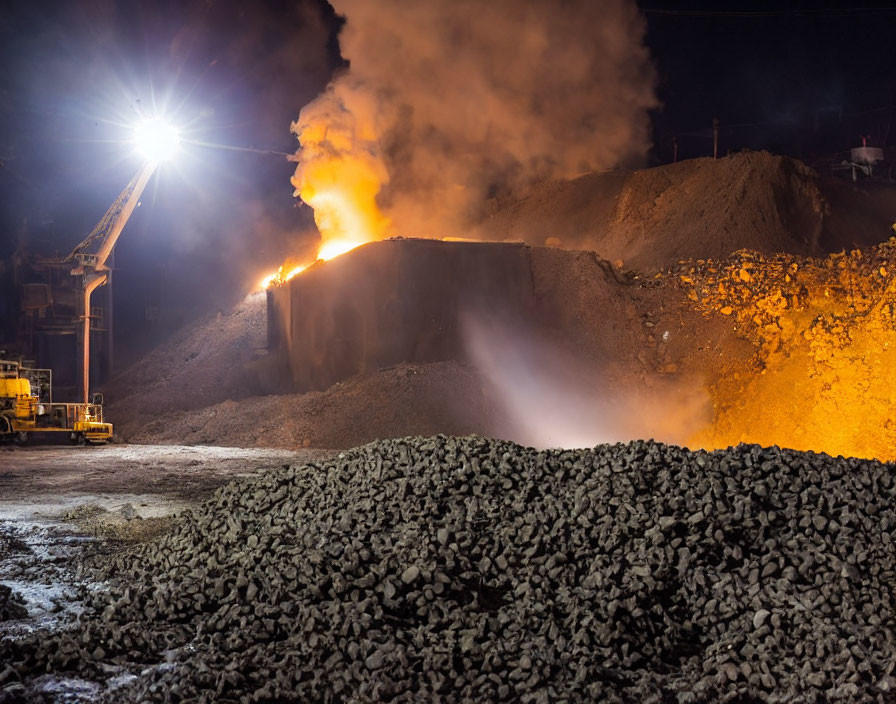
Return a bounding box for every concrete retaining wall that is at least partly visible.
[267,239,536,392]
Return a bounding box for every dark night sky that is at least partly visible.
[642,3,896,161]
[1,1,895,361]
[0,0,343,359]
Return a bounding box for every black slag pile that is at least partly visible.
[2,436,895,703]
[0,585,27,623]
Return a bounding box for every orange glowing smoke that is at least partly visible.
[290,87,391,258]
[260,87,392,291]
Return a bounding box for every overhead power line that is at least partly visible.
[642,7,896,17]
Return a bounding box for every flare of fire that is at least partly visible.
[259,263,307,291]
[260,87,392,291]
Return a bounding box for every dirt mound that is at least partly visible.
[103,167,896,460]
[110,237,895,461]
[125,361,504,450]
[102,293,269,432]
[476,151,895,271]
[3,436,895,702]
[121,246,744,451]
[602,152,823,268]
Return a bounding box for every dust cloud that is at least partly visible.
[291,0,656,244]
[462,314,711,450]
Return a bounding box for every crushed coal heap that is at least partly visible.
[2,436,895,702]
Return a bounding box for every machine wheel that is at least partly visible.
[0,416,12,442]
[77,433,87,446]
[15,431,28,445]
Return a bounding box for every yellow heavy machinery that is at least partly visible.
[6,117,179,446]
[0,359,112,444]
[5,164,154,446]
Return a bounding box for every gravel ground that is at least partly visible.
[2,435,894,703]
[0,444,326,507]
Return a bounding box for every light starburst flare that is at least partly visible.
[133,117,181,162]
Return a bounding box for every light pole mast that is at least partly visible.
[65,115,180,405]
[70,159,158,403]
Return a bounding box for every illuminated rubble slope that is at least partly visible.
[675,238,896,461]
[102,293,268,433]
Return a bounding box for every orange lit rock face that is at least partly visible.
[680,239,896,461]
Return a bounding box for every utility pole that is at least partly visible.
[713,118,720,159]
[106,248,114,381]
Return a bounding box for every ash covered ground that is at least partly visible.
[2,152,896,702]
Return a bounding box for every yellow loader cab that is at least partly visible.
[0,374,34,434]
[0,377,33,413]
[0,360,113,444]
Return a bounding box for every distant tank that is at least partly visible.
[850,146,884,166]
[842,141,886,181]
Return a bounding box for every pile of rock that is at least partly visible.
[3,435,895,702]
[671,238,896,460]
[673,237,896,356]
[0,585,26,623]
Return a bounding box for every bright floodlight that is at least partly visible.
[133,118,180,162]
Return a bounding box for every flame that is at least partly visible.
[284,264,307,281]
[261,87,391,291]
[259,263,308,290]
[291,88,391,256]
[318,239,363,261]
[260,271,280,290]
[295,167,389,252]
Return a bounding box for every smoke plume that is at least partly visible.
[291,0,656,249]
[462,313,711,450]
